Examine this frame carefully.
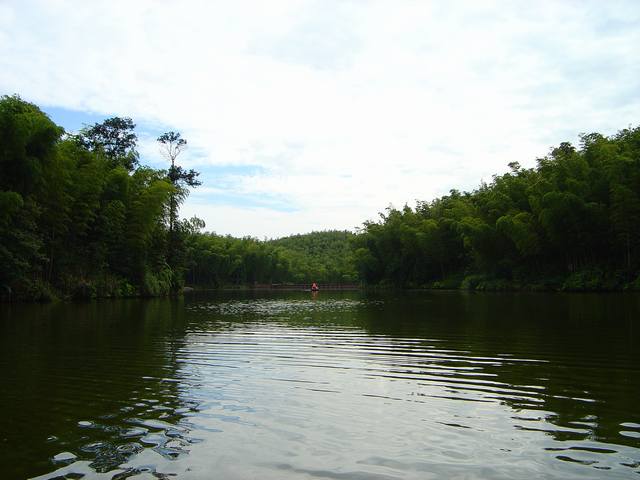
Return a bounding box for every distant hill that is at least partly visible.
[268,230,357,284]
[183,229,358,287]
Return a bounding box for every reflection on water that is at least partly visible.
[0,292,639,479]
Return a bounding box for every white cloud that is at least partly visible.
[1,0,639,237]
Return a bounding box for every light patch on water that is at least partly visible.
[189,298,370,317]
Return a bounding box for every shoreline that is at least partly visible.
[3,280,639,304]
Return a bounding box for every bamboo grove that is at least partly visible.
[0,96,356,300]
[0,95,200,300]
[353,127,640,290]
[1,94,639,299]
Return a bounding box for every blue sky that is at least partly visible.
[44,106,105,133]
[2,0,639,238]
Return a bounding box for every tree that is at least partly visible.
[0,94,62,195]
[157,131,200,232]
[610,184,640,270]
[77,117,139,171]
[157,131,201,291]
[0,95,61,293]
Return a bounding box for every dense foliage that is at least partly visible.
[0,96,356,299]
[2,95,638,298]
[354,128,640,291]
[184,230,357,287]
[0,95,198,300]
[269,231,357,283]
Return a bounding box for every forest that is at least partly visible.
[184,230,357,287]
[1,94,639,300]
[0,95,204,300]
[353,127,640,291]
[0,95,355,300]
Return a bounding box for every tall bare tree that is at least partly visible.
[157,131,200,291]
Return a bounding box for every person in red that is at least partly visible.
[311,282,319,292]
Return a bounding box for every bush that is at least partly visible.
[625,274,640,291]
[93,275,136,298]
[170,269,185,294]
[561,269,605,291]
[431,274,464,289]
[22,279,57,302]
[476,278,514,291]
[525,282,554,292]
[71,279,96,300]
[460,274,516,291]
[118,280,136,297]
[141,266,173,296]
[461,274,486,290]
[0,284,12,301]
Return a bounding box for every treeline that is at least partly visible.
[184,230,357,287]
[0,95,356,300]
[0,95,198,300]
[353,127,640,291]
[3,94,639,298]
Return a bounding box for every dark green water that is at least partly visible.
[1,291,639,479]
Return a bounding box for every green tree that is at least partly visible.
[157,131,201,291]
[77,117,139,171]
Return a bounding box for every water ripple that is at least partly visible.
[0,294,636,479]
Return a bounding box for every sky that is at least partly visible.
[1,1,639,238]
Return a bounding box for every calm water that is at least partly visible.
[0,291,639,479]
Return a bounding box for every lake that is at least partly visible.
[1,291,639,479]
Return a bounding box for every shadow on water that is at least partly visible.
[0,298,196,479]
